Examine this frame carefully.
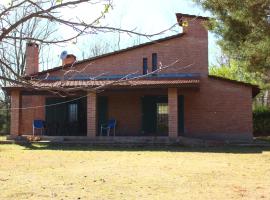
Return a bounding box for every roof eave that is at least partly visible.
[208,75,260,98]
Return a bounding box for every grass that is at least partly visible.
[0,144,270,200]
[0,135,6,141]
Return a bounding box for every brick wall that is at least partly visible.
[46,17,208,78]
[20,95,45,134]
[100,80,253,141]
[107,93,141,136]
[18,80,253,141]
[102,80,253,140]
[102,90,167,136]
[10,90,21,136]
[87,92,97,137]
[182,77,253,141]
[168,88,178,138]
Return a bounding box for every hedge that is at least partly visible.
[253,106,270,136]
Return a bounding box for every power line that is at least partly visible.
[0,61,194,111]
[0,15,201,112]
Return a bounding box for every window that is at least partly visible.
[143,57,148,75]
[68,104,78,122]
[152,53,157,72]
[156,103,168,133]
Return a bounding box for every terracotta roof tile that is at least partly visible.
[32,79,200,89]
[4,78,200,91]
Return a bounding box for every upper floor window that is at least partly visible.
[143,57,148,75]
[152,53,157,72]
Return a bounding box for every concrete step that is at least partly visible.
[7,135,270,147]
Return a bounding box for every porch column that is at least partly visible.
[168,88,178,138]
[10,90,21,136]
[87,92,97,137]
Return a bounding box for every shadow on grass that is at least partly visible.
[13,142,270,154]
[256,137,270,143]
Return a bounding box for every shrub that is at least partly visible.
[253,106,270,136]
[0,103,9,134]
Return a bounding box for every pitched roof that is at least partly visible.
[29,33,185,77]
[208,75,260,97]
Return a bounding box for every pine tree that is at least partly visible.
[196,0,270,76]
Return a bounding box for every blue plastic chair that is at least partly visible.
[100,119,117,136]
[33,120,45,136]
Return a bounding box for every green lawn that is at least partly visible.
[0,144,270,200]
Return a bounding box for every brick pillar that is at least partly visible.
[168,88,178,138]
[87,92,97,137]
[10,90,21,136]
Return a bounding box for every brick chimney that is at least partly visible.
[176,13,208,37]
[62,54,76,66]
[25,42,39,75]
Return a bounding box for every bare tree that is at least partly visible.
[0,0,178,87]
[82,40,112,58]
[0,2,57,132]
[0,6,55,76]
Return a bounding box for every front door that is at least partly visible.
[45,97,87,136]
[97,96,108,136]
[141,95,185,136]
[178,95,185,135]
[156,102,169,134]
[141,96,168,136]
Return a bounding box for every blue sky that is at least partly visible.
[44,0,221,70]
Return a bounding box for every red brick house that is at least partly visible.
[5,13,259,142]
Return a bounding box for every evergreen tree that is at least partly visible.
[196,0,270,75]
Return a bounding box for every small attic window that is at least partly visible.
[152,53,157,72]
[143,57,148,75]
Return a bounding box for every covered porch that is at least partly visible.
[86,88,184,138]
[8,76,200,138]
